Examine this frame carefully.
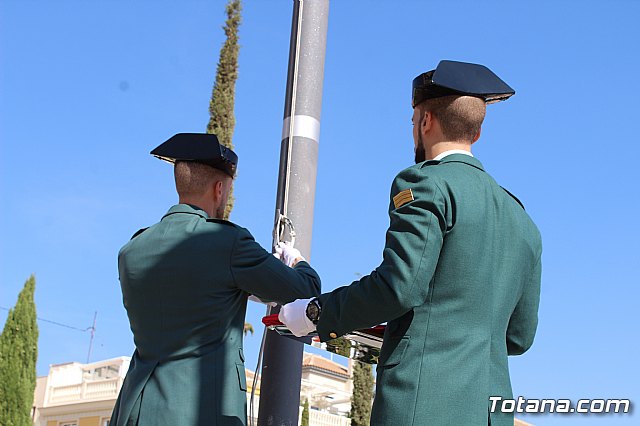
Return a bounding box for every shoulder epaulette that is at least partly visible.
[130,227,149,240]
[501,186,525,210]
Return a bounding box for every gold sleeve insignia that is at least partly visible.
[393,189,414,209]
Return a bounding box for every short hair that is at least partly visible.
[419,95,486,142]
[174,161,228,197]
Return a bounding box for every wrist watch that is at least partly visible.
[305,298,322,324]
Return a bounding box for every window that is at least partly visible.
[83,364,120,380]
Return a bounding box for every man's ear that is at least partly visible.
[214,180,223,199]
[472,126,482,144]
[421,110,432,134]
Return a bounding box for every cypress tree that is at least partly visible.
[327,336,352,358]
[207,0,252,333]
[0,275,39,426]
[300,398,309,426]
[207,0,242,220]
[349,361,373,426]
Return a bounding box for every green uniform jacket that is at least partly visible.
[111,204,321,426]
[316,155,541,426]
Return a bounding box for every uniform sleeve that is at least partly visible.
[316,166,447,341]
[506,253,542,355]
[230,227,321,304]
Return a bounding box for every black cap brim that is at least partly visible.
[412,60,515,107]
[150,133,238,177]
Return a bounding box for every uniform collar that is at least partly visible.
[436,153,485,172]
[162,203,210,220]
[432,149,473,161]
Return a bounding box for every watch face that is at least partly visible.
[307,303,319,320]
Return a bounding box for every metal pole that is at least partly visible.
[258,1,329,425]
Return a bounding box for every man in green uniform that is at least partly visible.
[111,133,321,426]
[279,61,542,426]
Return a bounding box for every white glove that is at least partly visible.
[278,298,316,337]
[274,242,305,267]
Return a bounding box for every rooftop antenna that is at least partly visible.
[86,311,97,364]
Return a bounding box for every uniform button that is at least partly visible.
[329,332,337,339]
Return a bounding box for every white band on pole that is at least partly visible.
[282,114,321,142]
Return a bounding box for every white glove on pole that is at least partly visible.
[274,242,305,267]
[278,298,316,337]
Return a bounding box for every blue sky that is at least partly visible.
[1,1,638,425]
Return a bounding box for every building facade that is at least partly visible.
[32,355,532,426]
[32,354,352,426]
[32,357,130,426]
